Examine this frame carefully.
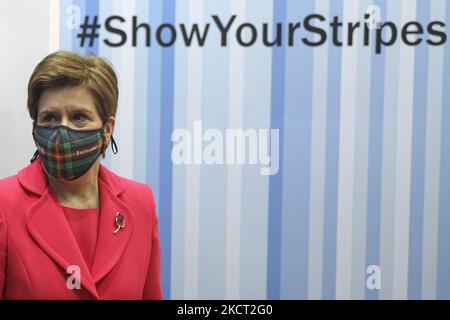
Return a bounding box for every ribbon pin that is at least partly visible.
[113,212,125,234]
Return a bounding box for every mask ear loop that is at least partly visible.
[100,122,118,156]
[30,123,39,162]
[110,135,118,154]
[30,150,39,163]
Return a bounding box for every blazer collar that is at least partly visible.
[17,157,125,197]
[18,157,133,299]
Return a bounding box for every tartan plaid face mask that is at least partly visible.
[32,124,106,181]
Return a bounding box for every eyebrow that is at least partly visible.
[38,106,95,115]
[69,107,95,115]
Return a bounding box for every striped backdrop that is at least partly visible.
[48,0,449,299]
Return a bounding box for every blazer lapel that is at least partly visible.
[25,188,99,299]
[90,165,134,284]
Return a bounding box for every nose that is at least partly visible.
[60,116,71,127]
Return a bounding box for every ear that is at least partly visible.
[103,116,116,147]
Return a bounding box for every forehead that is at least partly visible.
[38,86,97,113]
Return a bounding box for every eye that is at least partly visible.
[72,113,87,122]
[42,113,57,123]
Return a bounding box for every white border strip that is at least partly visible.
[184,0,204,299]
[48,0,60,52]
[224,0,245,300]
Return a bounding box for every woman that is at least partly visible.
[0,51,162,299]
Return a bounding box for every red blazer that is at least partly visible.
[0,157,162,300]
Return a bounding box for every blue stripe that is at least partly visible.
[267,0,286,300]
[84,0,99,54]
[133,0,150,183]
[365,0,387,300]
[437,0,450,301]
[59,0,72,50]
[407,0,430,300]
[146,0,163,199]
[280,0,313,299]
[158,0,175,300]
[322,0,343,300]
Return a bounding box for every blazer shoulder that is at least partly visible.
[0,174,24,212]
[116,175,156,209]
[0,174,21,197]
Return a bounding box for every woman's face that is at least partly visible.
[36,86,103,129]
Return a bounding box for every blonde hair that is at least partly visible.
[27,51,118,124]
